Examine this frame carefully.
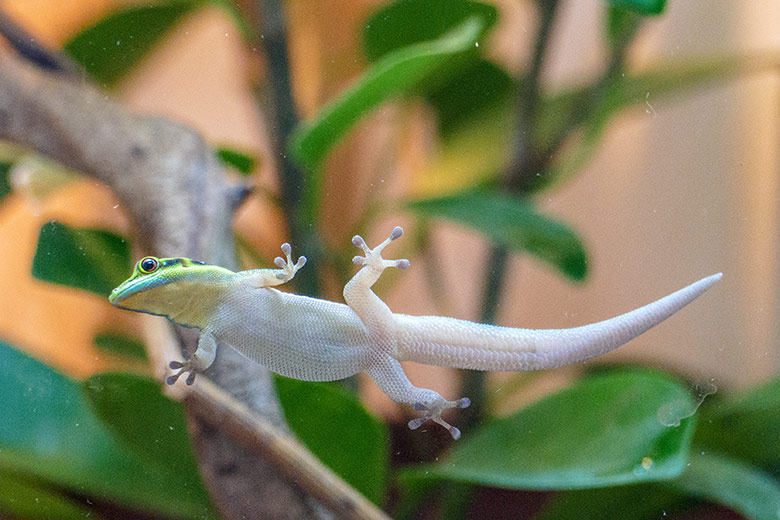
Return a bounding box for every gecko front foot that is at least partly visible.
[352,226,410,272]
[408,396,471,440]
[274,243,307,282]
[166,360,197,386]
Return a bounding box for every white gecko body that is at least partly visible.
[110,227,721,438]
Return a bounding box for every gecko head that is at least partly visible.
[109,256,221,320]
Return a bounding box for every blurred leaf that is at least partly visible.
[64,1,199,86]
[694,376,780,468]
[535,484,683,520]
[274,376,389,504]
[206,0,255,41]
[290,17,484,173]
[82,373,203,484]
[0,341,216,518]
[606,6,643,48]
[607,0,666,15]
[426,59,515,136]
[0,472,92,520]
[362,0,497,62]
[407,190,587,280]
[216,147,257,176]
[417,55,778,197]
[533,55,780,191]
[668,453,780,520]
[32,221,131,296]
[409,104,511,197]
[402,369,696,489]
[0,161,11,203]
[94,332,148,361]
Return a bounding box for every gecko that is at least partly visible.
[109,226,721,439]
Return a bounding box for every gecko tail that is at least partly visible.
[395,273,722,372]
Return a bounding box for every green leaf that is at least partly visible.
[0,161,11,204]
[607,0,667,15]
[426,59,515,136]
[418,56,778,197]
[606,6,643,48]
[362,0,497,62]
[274,376,389,504]
[94,332,148,361]
[402,369,696,489]
[0,472,92,520]
[290,17,485,173]
[206,0,255,42]
[406,190,587,280]
[82,373,203,486]
[694,376,780,468]
[64,1,199,86]
[668,453,780,520]
[0,341,216,518]
[532,55,779,191]
[216,147,258,176]
[32,221,131,296]
[535,485,683,520]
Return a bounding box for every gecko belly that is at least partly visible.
[211,287,369,381]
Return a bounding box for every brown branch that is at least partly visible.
[0,52,386,520]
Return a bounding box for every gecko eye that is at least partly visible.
[139,257,159,274]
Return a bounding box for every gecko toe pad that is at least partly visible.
[394,259,410,270]
[166,360,196,386]
[390,226,403,241]
[408,416,427,430]
[409,396,469,439]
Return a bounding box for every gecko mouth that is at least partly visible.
[109,275,165,305]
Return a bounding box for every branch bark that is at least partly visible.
[0,51,387,520]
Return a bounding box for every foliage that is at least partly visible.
[0,161,11,203]
[93,332,148,361]
[403,370,697,489]
[1,0,776,519]
[0,342,216,519]
[274,376,389,504]
[407,190,587,280]
[32,221,131,296]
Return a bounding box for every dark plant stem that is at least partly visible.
[0,6,78,74]
[460,0,561,432]
[253,0,321,296]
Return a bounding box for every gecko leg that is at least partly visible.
[243,242,306,288]
[350,226,410,277]
[166,332,217,386]
[346,227,469,439]
[367,357,470,440]
[343,226,409,338]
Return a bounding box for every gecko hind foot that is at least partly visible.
[408,397,471,440]
[166,360,197,386]
[352,226,410,270]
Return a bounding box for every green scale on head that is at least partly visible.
[109,256,234,329]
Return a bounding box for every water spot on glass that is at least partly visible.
[657,379,717,427]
